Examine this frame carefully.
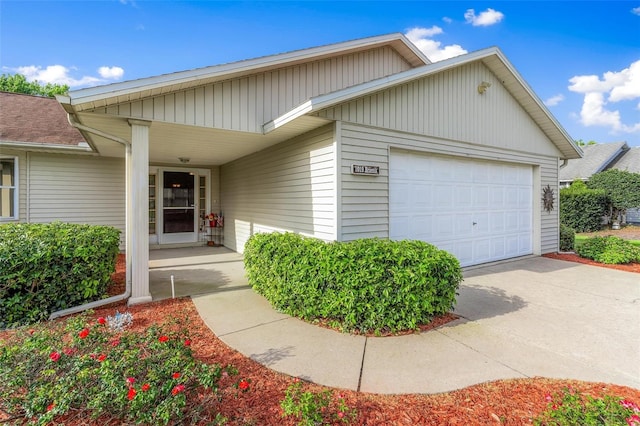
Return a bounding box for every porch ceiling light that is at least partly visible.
[178,157,190,164]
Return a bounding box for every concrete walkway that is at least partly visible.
[161,249,639,394]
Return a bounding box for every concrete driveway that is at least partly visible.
[185,253,640,394]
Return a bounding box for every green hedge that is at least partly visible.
[244,232,463,334]
[575,236,640,265]
[560,180,608,232]
[559,224,575,252]
[0,222,121,328]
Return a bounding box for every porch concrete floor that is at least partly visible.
[149,246,249,300]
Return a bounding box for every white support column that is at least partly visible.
[128,119,152,305]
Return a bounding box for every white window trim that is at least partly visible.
[0,156,18,221]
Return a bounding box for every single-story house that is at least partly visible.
[559,141,640,223]
[1,33,582,305]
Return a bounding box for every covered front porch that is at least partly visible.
[149,246,249,301]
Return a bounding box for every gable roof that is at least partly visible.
[59,33,429,112]
[265,46,582,160]
[559,141,629,182]
[0,91,88,148]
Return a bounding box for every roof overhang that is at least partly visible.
[265,47,583,160]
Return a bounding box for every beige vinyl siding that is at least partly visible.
[28,153,126,246]
[339,122,560,253]
[318,62,563,158]
[0,149,26,222]
[221,124,336,252]
[95,47,413,133]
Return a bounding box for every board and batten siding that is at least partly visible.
[318,61,563,159]
[221,124,336,252]
[0,149,27,222]
[28,153,126,246]
[93,47,413,133]
[339,122,560,254]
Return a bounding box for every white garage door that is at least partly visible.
[390,151,533,267]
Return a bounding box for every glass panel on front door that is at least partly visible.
[163,171,195,234]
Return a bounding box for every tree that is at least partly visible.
[0,73,69,97]
[587,169,640,224]
[575,139,598,147]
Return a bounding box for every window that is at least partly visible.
[149,174,156,234]
[0,157,17,220]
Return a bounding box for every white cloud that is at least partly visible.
[632,6,640,15]
[464,8,504,26]
[8,64,124,88]
[442,17,453,24]
[98,66,124,79]
[544,94,565,107]
[568,60,640,134]
[405,26,467,62]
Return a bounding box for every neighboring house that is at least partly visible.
[559,141,640,223]
[1,33,582,304]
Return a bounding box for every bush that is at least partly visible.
[280,379,356,425]
[560,181,609,233]
[0,310,232,425]
[533,387,640,425]
[244,233,463,334]
[575,236,640,264]
[559,224,575,252]
[0,222,121,328]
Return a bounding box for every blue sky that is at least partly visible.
[2,1,639,147]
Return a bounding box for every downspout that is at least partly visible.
[49,114,132,320]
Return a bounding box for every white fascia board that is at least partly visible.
[67,33,418,107]
[263,101,314,134]
[0,140,95,153]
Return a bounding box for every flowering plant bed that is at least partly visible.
[2,255,638,425]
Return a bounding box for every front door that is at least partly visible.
[160,170,197,243]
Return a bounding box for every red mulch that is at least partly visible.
[3,252,639,425]
[543,252,640,273]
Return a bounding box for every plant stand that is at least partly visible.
[207,223,224,247]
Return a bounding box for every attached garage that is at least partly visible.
[390,151,533,267]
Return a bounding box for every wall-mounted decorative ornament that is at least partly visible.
[542,185,555,213]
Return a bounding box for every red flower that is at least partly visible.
[78,328,89,339]
[97,354,107,362]
[49,351,61,362]
[28,329,35,335]
[126,377,135,385]
[172,372,181,379]
[628,414,640,426]
[97,317,106,325]
[338,412,345,419]
[158,335,169,342]
[184,339,191,346]
[622,399,640,412]
[238,379,250,391]
[141,383,150,392]
[171,384,185,395]
[47,403,55,412]
[127,387,137,401]
[63,348,74,356]
[110,338,120,347]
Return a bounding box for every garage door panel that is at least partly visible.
[390,152,533,267]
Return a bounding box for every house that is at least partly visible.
[559,141,640,223]
[1,33,582,305]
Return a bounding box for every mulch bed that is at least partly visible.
[4,250,639,425]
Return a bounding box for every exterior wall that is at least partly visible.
[0,148,27,222]
[339,122,560,254]
[94,46,413,133]
[221,124,336,252]
[318,61,563,158]
[28,153,126,246]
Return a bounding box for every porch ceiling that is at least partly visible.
[76,112,332,165]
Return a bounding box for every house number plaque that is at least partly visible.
[351,164,380,175]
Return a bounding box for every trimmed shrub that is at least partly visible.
[575,236,640,265]
[244,233,463,334]
[0,222,121,328]
[559,224,575,252]
[560,180,608,233]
